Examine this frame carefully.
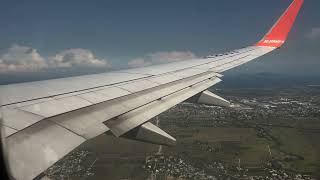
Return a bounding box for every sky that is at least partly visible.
[0,0,319,83]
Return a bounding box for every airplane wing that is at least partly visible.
[0,0,304,179]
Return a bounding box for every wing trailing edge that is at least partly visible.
[255,0,304,48]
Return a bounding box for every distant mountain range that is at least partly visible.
[217,72,320,88]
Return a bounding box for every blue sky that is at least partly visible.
[0,0,319,80]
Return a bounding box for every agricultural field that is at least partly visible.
[46,86,320,180]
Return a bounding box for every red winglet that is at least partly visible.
[255,0,304,48]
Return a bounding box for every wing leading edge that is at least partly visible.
[0,0,304,179]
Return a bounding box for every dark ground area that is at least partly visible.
[45,84,320,180]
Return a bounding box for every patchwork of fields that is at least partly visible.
[46,87,320,180]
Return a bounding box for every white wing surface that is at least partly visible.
[0,0,304,179]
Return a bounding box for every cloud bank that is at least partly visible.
[128,51,196,68]
[150,51,196,63]
[0,45,48,72]
[127,58,151,68]
[0,44,197,73]
[50,48,110,68]
[0,44,110,73]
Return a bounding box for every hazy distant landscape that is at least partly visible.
[1,71,320,87]
[44,75,320,180]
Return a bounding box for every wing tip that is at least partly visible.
[255,0,304,48]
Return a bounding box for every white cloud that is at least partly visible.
[0,44,47,72]
[0,44,110,73]
[306,27,320,39]
[127,58,151,68]
[50,48,110,68]
[128,51,197,68]
[0,44,196,73]
[150,51,196,63]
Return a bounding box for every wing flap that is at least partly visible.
[19,96,92,118]
[2,71,218,138]
[105,78,221,136]
[3,126,17,137]
[6,120,86,180]
[48,108,110,139]
[1,107,43,130]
